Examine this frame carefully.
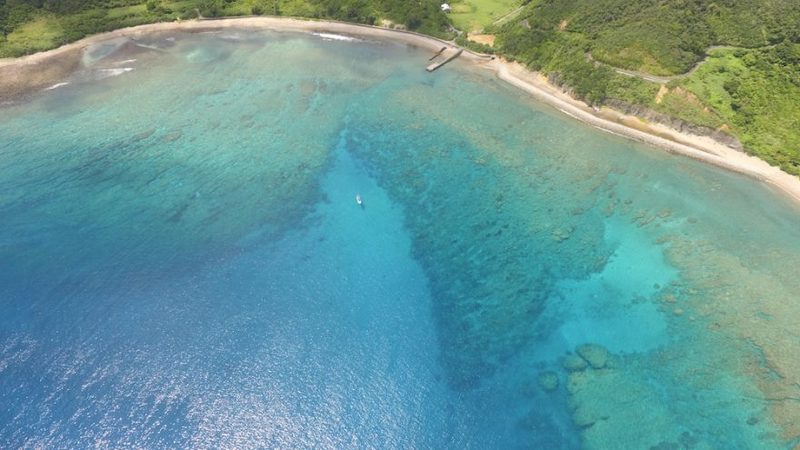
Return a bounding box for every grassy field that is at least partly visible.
[0,2,187,57]
[2,16,63,56]
[447,0,519,32]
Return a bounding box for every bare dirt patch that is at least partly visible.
[655,84,669,104]
[468,34,496,46]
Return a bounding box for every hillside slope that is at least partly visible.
[494,0,800,175]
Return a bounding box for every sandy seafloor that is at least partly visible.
[1,29,800,449]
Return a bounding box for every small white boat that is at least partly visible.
[355,194,363,206]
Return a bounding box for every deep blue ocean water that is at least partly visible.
[2,30,800,448]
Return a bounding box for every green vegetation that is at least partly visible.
[495,0,800,175]
[0,0,196,56]
[447,0,519,32]
[679,45,800,174]
[497,0,800,75]
[0,0,799,175]
[0,0,451,57]
[2,15,63,55]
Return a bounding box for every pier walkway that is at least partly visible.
[426,47,463,72]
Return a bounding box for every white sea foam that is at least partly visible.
[556,108,579,120]
[96,67,134,79]
[44,82,70,91]
[593,125,627,139]
[312,32,360,42]
[134,42,168,52]
[220,32,247,41]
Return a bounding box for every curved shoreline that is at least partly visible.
[1,16,800,205]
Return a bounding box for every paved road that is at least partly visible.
[588,44,776,84]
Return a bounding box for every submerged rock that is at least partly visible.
[537,370,559,392]
[161,130,183,142]
[571,404,602,429]
[132,128,155,142]
[576,343,609,369]
[566,367,675,447]
[562,354,589,372]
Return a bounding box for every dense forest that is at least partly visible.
[0,0,799,175]
[497,0,800,75]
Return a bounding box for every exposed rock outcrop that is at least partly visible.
[605,99,743,150]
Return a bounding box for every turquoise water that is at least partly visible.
[2,29,800,448]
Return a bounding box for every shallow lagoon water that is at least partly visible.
[2,30,800,448]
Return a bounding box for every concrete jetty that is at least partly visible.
[428,47,447,61]
[426,47,463,72]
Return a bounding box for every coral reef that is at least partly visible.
[537,371,560,392]
[663,236,800,442]
[344,79,614,389]
[562,354,589,372]
[576,344,609,370]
